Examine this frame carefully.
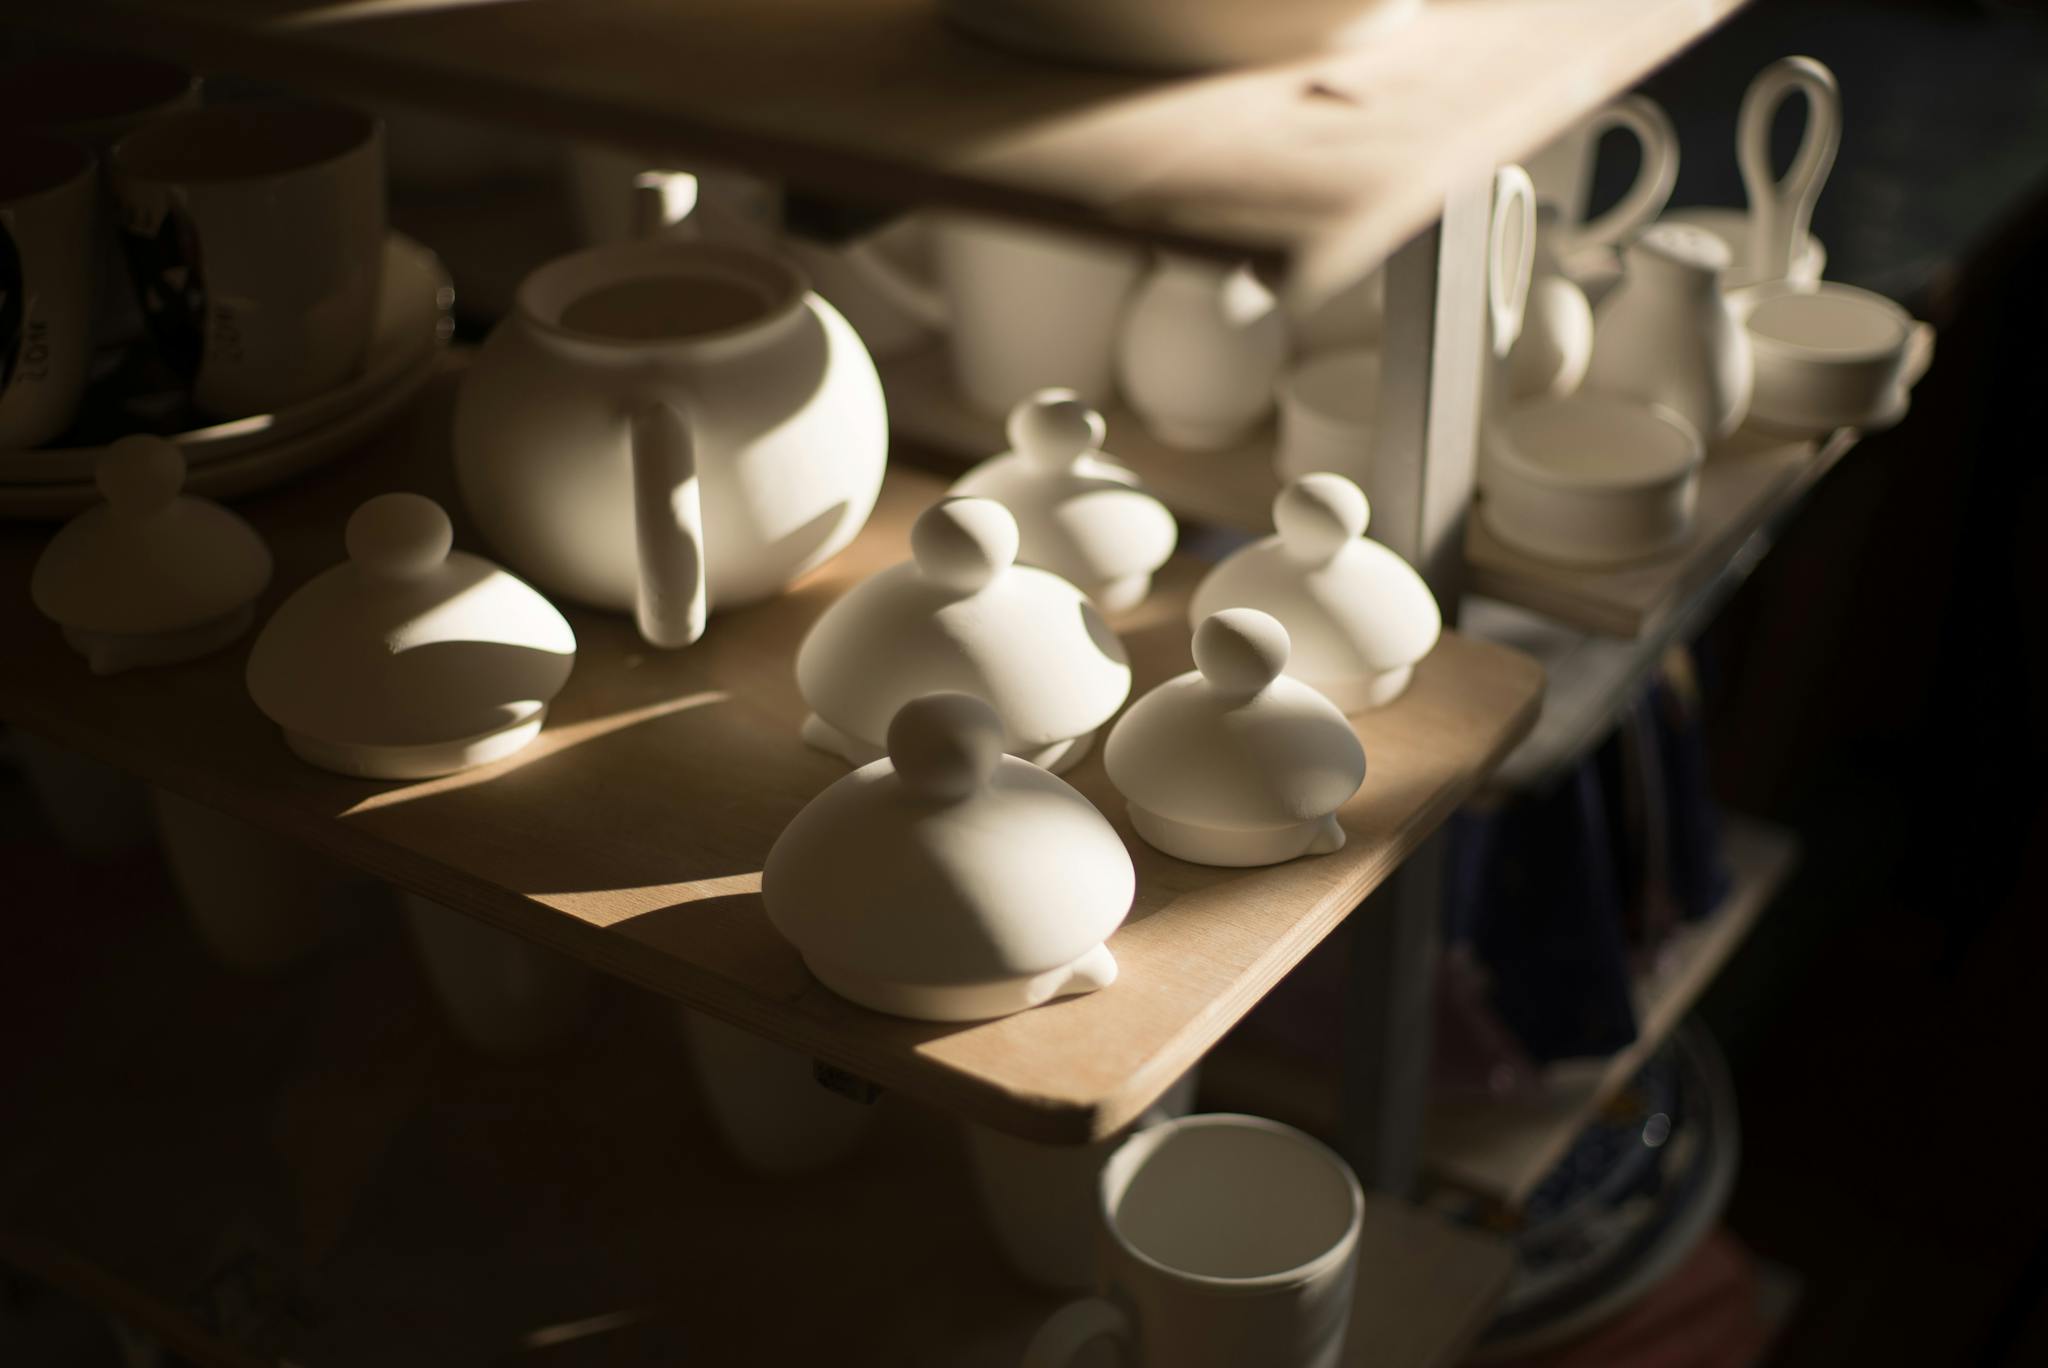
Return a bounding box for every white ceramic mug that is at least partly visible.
[844,213,1143,416]
[1524,95,1679,259]
[1275,347,1379,487]
[965,1068,1200,1291]
[401,892,595,1054]
[1024,1114,1364,1368]
[678,1005,875,1174]
[0,133,99,448]
[110,102,386,418]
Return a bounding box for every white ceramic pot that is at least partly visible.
[1024,1114,1365,1368]
[1480,395,1702,566]
[401,892,595,1054]
[153,789,358,972]
[943,0,1420,71]
[455,239,888,648]
[1585,222,1752,442]
[965,1068,1199,1291]
[844,213,1142,416]
[1735,281,1932,435]
[1118,255,1289,451]
[1524,95,1679,260]
[1274,348,1379,488]
[677,1005,875,1175]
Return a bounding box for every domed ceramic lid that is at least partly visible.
[1189,473,1439,679]
[766,693,1132,988]
[247,494,576,750]
[31,435,272,634]
[948,389,1178,590]
[795,497,1132,751]
[1105,609,1365,830]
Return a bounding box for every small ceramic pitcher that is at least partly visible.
[1117,254,1289,450]
[1585,222,1752,442]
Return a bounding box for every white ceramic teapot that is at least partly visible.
[1117,254,1289,450]
[454,239,888,648]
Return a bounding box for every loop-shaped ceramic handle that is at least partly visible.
[1023,1296,1131,1368]
[1489,165,1536,360]
[838,233,951,331]
[1561,95,1679,256]
[1739,56,1841,286]
[628,399,708,648]
[631,170,700,241]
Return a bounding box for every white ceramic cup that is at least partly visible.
[1735,280,1932,434]
[153,788,361,972]
[0,133,99,448]
[677,1005,876,1174]
[1524,95,1679,259]
[110,102,386,418]
[965,1068,1200,1291]
[1275,347,1379,487]
[401,892,595,1054]
[844,213,1143,416]
[1024,1114,1364,1368]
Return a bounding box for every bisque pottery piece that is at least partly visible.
[1190,475,1439,713]
[402,892,595,1054]
[795,497,1131,773]
[678,1005,875,1175]
[1525,95,1679,262]
[1105,609,1366,868]
[1505,209,1595,403]
[1274,348,1380,488]
[31,436,272,674]
[1117,255,1289,450]
[1585,222,1753,442]
[1480,394,1703,566]
[455,239,887,649]
[764,693,1132,1022]
[1732,279,1934,436]
[247,494,576,779]
[949,390,1178,613]
[943,0,1420,72]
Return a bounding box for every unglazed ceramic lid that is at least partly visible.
[795,497,1132,754]
[1105,609,1365,831]
[764,693,1133,1021]
[948,389,1178,598]
[247,494,576,770]
[1189,473,1440,684]
[32,435,272,635]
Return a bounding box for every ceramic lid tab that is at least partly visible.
[31,435,272,634]
[247,494,576,749]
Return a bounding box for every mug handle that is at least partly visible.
[1739,56,1841,285]
[839,234,952,331]
[631,170,701,240]
[1023,1297,1131,1368]
[1489,165,1536,360]
[1562,95,1679,256]
[628,399,708,648]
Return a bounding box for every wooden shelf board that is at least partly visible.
[1421,815,1799,1206]
[22,0,1750,301]
[0,892,1514,1367]
[0,359,1543,1145]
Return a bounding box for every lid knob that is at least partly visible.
[96,435,186,517]
[1007,389,1105,472]
[887,691,1004,800]
[912,497,1019,593]
[1193,608,1290,699]
[1274,473,1369,564]
[346,493,453,581]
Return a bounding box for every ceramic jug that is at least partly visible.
[1117,255,1289,450]
[844,213,1143,416]
[455,239,888,648]
[1584,222,1752,442]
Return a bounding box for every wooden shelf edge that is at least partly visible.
[1421,815,1799,1206]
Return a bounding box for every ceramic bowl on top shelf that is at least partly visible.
[455,237,887,649]
[247,493,576,780]
[764,692,1133,1023]
[1730,279,1933,436]
[1480,394,1703,568]
[948,389,1178,613]
[1105,609,1366,868]
[942,0,1421,72]
[795,497,1131,774]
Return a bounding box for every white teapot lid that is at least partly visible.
[1105,608,1366,831]
[1189,473,1440,680]
[795,497,1132,752]
[765,692,1132,995]
[31,435,272,635]
[247,494,576,754]
[948,389,1178,591]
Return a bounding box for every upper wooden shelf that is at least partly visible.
[24,0,1749,299]
[0,361,1543,1144]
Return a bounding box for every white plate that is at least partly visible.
[0,232,453,485]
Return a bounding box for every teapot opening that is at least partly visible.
[560,273,773,342]
[518,241,808,355]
